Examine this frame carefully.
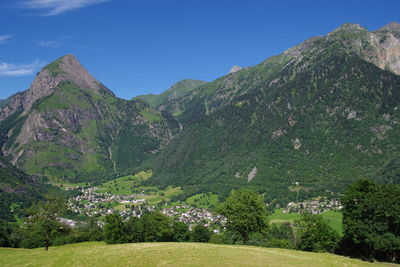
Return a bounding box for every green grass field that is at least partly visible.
[0,242,395,267]
[185,192,219,208]
[269,209,343,234]
[95,170,182,205]
[95,170,153,195]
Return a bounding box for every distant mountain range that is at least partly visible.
[134,79,206,111]
[1,22,400,202]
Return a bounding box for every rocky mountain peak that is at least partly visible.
[0,54,114,120]
[378,22,400,32]
[329,23,367,35]
[44,54,114,96]
[229,65,242,74]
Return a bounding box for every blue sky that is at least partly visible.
[0,0,399,100]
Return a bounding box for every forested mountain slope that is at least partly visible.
[148,23,400,201]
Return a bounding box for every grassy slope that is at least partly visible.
[95,171,182,205]
[269,209,343,234]
[0,242,394,267]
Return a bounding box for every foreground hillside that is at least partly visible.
[0,242,395,267]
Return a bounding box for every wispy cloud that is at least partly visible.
[0,59,46,77]
[0,35,12,44]
[38,40,61,48]
[22,0,110,16]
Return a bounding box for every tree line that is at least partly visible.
[0,179,399,263]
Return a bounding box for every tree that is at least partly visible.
[341,179,400,262]
[172,221,190,242]
[23,196,66,250]
[0,219,13,247]
[104,214,125,244]
[218,188,269,244]
[139,212,174,242]
[264,222,295,249]
[192,225,211,243]
[124,217,142,243]
[294,213,339,253]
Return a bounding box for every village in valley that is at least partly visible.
[63,176,227,231]
[60,171,342,231]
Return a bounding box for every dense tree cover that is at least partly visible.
[341,179,400,263]
[0,156,54,221]
[218,189,269,244]
[104,212,190,244]
[294,213,339,253]
[263,223,296,249]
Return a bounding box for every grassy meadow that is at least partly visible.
[269,209,343,234]
[0,242,395,267]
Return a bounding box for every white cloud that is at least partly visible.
[0,59,46,77]
[38,40,61,48]
[0,35,12,43]
[22,0,110,16]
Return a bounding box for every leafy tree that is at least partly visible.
[124,217,142,243]
[218,188,269,244]
[341,179,400,262]
[172,221,190,242]
[294,213,339,253]
[192,225,211,243]
[23,196,66,250]
[0,219,13,247]
[59,217,103,245]
[139,212,174,242]
[264,223,295,249]
[104,214,125,244]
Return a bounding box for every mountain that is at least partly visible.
[134,79,206,111]
[1,22,400,203]
[228,65,242,74]
[147,22,400,201]
[0,55,179,183]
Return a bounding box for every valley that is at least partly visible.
[1,19,400,265]
[57,170,343,235]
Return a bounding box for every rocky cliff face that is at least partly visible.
[368,22,400,75]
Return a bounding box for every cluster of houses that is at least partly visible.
[66,187,226,231]
[282,199,342,214]
[161,206,226,229]
[67,186,147,217]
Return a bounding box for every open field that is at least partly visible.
[95,170,153,195]
[269,209,343,234]
[185,192,219,208]
[0,242,395,267]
